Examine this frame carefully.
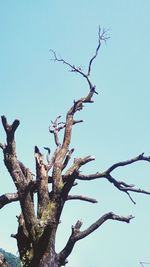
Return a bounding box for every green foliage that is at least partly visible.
[0,248,21,267]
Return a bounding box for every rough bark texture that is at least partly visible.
[0,28,150,266]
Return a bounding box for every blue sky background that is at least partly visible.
[0,1,150,267]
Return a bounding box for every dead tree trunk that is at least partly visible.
[0,27,150,267]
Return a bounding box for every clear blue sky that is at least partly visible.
[0,1,150,267]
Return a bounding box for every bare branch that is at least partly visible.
[49,29,103,182]
[77,172,105,180]
[87,26,110,76]
[67,195,98,203]
[58,212,133,265]
[77,153,150,181]
[44,147,51,163]
[49,116,83,149]
[49,116,65,147]
[0,143,5,149]
[1,115,20,141]
[64,155,95,178]
[50,49,93,89]
[50,26,106,92]
[105,173,150,204]
[47,147,60,172]
[0,193,19,209]
[76,212,134,241]
[62,148,74,170]
[106,153,150,173]
[77,153,150,203]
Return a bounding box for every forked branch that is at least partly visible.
[50,28,105,188]
[87,26,109,76]
[58,212,133,265]
[77,153,150,204]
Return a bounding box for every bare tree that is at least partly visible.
[0,27,150,267]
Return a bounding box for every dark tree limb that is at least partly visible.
[106,153,150,173]
[47,147,60,172]
[64,156,95,178]
[1,115,20,145]
[87,26,109,76]
[50,26,108,91]
[58,212,133,265]
[0,190,96,210]
[105,173,150,204]
[0,143,5,149]
[77,153,150,181]
[62,148,74,171]
[74,212,133,241]
[76,153,150,203]
[67,195,97,203]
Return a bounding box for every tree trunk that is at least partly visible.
[23,225,61,267]
[38,251,59,267]
[30,250,59,267]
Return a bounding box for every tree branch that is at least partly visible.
[77,153,150,203]
[47,147,60,172]
[49,116,64,147]
[67,195,97,203]
[106,153,150,173]
[1,115,20,144]
[76,212,133,241]
[0,143,5,149]
[1,116,37,241]
[50,28,105,195]
[105,173,150,204]
[87,26,109,76]
[64,155,95,178]
[58,212,133,265]
[62,148,74,171]
[0,193,19,209]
